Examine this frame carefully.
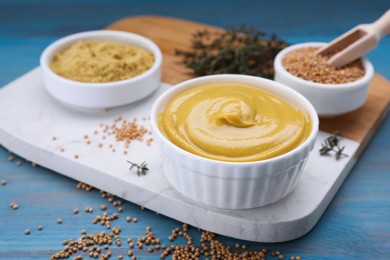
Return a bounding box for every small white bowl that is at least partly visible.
[40,30,162,110]
[274,42,374,117]
[150,75,319,209]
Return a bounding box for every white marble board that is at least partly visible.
[0,68,360,242]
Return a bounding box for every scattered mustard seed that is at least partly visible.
[10,202,19,210]
[74,208,79,214]
[25,229,30,235]
[38,225,43,231]
[1,180,6,185]
[57,218,62,224]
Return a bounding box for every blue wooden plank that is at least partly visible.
[0,1,390,259]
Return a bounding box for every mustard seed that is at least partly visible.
[60,148,65,152]
[1,180,7,185]
[74,154,79,159]
[38,225,43,231]
[118,255,123,259]
[16,161,23,166]
[25,229,30,235]
[132,217,138,223]
[57,218,62,224]
[52,136,57,141]
[282,46,364,84]
[8,156,15,161]
[126,216,131,222]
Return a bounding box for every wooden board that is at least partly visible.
[106,15,390,151]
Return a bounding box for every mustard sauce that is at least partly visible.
[158,83,312,162]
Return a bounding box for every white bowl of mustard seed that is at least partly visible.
[40,30,162,110]
[150,74,319,209]
[274,42,374,117]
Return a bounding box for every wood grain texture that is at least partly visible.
[0,1,389,259]
[106,15,390,149]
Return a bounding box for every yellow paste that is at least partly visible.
[50,41,154,83]
[158,83,312,162]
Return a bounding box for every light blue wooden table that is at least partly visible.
[1,1,389,259]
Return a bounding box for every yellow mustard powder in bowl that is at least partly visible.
[50,41,155,83]
[158,83,312,162]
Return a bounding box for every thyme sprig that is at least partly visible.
[175,25,287,79]
[127,161,149,176]
[319,133,348,160]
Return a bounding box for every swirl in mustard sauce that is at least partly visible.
[158,83,312,162]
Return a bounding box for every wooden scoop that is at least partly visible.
[317,9,390,67]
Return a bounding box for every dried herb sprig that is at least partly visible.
[127,161,149,176]
[319,132,348,160]
[175,25,287,78]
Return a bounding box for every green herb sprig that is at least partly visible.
[319,133,348,160]
[127,161,149,176]
[175,25,287,79]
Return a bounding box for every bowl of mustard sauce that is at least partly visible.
[151,75,319,209]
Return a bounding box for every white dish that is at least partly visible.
[151,74,319,209]
[274,42,374,117]
[0,68,361,242]
[40,30,162,110]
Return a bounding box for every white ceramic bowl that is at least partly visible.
[274,42,374,117]
[151,75,319,209]
[40,30,162,110]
